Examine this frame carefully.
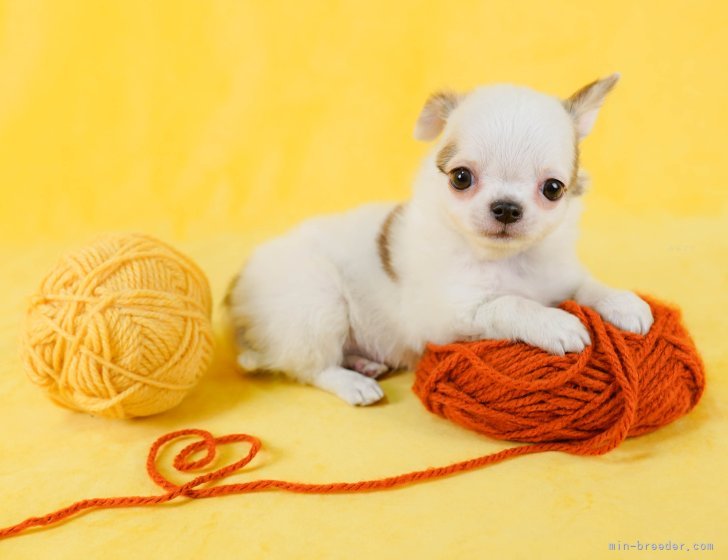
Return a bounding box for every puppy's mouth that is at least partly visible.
[482,226,519,241]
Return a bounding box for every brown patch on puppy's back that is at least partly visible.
[377,205,404,281]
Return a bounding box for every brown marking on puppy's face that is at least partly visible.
[436,141,458,173]
[569,140,583,195]
[377,204,404,281]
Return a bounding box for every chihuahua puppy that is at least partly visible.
[226,74,653,406]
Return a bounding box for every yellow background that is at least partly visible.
[0,1,725,558]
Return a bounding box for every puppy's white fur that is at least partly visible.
[227,75,653,406]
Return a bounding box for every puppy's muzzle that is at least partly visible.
[490,200,523,225]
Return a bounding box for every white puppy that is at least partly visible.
[226,74,653,406]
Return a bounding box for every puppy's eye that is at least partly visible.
[449,167,473,191]
[542,178,565,201]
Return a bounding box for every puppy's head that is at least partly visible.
[414,75,619,255]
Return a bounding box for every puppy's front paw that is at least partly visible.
[335,375,384,406]
[313,367,384,406]
[594,290,653,335]
[522,307,591,356]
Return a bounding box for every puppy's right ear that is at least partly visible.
[413,91,463,141]
[564,73,620,140]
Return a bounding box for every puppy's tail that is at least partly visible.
[221,292,265,372]
[231,324,268,372]
[236,347,264,371]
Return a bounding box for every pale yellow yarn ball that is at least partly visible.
[20,234,214,419]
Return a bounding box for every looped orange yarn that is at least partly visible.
[0,297,705,540]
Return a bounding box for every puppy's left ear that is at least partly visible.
[564,73,620,140]
[413,91,463,141]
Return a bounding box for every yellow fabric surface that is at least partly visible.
[1,1,725,558]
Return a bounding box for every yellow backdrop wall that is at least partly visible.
[0,1,725,558]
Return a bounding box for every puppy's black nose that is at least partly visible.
[490,200,523,224]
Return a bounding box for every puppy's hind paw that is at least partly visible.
[342,355,390,378]
[595,290,653,335]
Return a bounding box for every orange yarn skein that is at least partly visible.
[414,297,705,455]
[0,297,704,540]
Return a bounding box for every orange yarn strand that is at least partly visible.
[0,297,704,540]
[0,429,560,540]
